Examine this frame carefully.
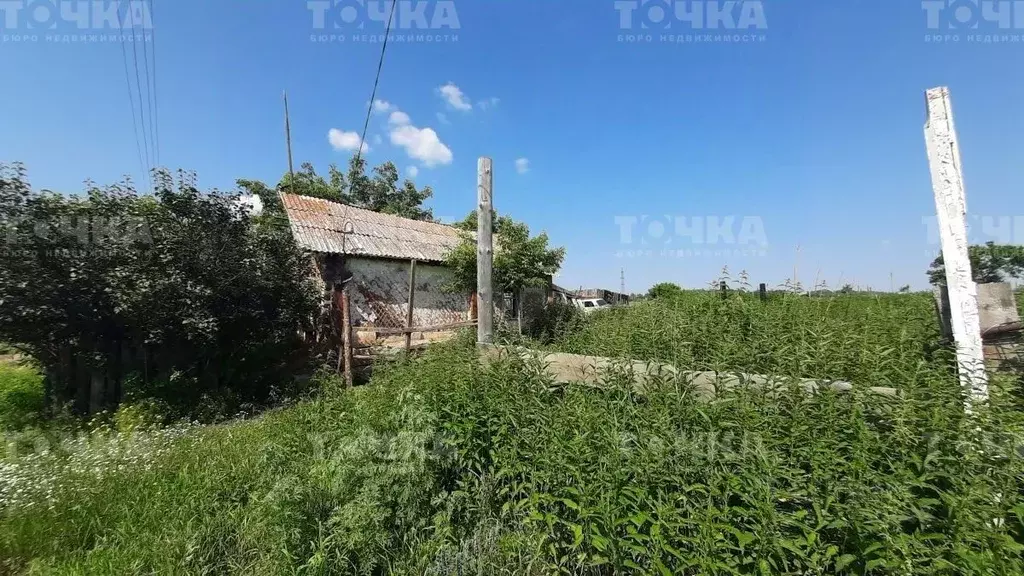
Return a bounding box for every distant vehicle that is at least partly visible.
[573,298,611,313]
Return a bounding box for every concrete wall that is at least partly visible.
[344,257,470,329]
[935,282,1021,339]
[977,282,1020,331]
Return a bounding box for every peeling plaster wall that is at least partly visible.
[345,257,470,329]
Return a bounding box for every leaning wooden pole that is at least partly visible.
[341,287,354,388]
[477,157,494,345]
[283,91,295,192]
[405,259,417,352]
[923,86,988,407]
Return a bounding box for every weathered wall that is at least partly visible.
[935,282,1021,339]
[977,282,1020,331]
[344,257,470,329]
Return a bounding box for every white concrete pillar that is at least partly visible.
[924,86,988,406]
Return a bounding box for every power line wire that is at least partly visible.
[119,12,147,192]
[354,0,397,167]
[127,1,153,191]
[140,0,159,168]
[150,0,161,170]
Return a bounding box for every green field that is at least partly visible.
[1,294,1023,574]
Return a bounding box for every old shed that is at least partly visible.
[280,193,473,337]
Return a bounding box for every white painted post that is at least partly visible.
[923,86,988,406]
[477,157,494,345]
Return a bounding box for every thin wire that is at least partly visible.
[127,0,153,192]
[145,0,160,168]
[354,0,397,167]
[119,10,147,192]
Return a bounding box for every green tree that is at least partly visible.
[443,210,565,299]
[647,282,683,300]
[266,157,434,221]
[927,242,1024,285]
[0,163,318,416]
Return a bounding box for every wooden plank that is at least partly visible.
[477,157,494,345]
[354,320,477,335]
[405,259,417,352]
[924,86,988,406]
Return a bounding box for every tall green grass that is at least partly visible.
[0,363,44,431]
[2,336,1022,574]
[551,291,946,388]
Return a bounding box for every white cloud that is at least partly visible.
[436,112,449,124]
[478,97,500,110]
[515,158,530,174]
[390,124,453,167]
[438,82,472,111]
[388,110,411,126]
[328,129,369,153]
[407,166,419,178]
[372,99,392,113]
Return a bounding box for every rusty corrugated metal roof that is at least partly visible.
[280,193,467,262]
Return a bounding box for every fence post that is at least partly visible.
[477,157,494,345]
[406,259,417,352]
[924,86,988,406]
[336,284,354,388]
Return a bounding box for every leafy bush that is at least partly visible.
[0,163,319,417]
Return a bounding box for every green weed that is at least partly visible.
[0,363,44,431]
[1,294,1022,574]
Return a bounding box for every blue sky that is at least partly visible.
[2,0,1022,292]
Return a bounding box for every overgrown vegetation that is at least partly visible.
[1,327,1022,573]
[551,287,945,388]
[0,363,44,431]
[0,164,319,417]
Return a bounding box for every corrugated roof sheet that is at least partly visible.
[280,193,467,262]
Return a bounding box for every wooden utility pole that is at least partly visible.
[477,157,494,345]
[924,86,987,406]
[283,91,295,192]
[405,259,417,352]
[341,288,353,388]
